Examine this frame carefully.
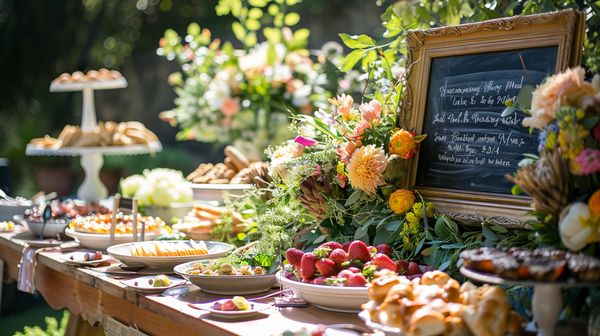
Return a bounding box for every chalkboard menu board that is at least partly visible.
[415,46,558,194]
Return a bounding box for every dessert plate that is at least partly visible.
[191,300,271,319]
[120,275,186,292]
[60,252,110,266]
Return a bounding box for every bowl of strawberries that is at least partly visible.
[277,240,429,313]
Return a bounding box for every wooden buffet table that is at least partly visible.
[0,230,590,336]
[0,231,366,336]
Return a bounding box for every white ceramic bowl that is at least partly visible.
[174,260,277,295]
[276,271,369,312]
[65,227,161,250]
[107,240,234,269]
[0,204,31,222]
[189,183,252,205]
[143,202,193,224]
[14,216,70,238]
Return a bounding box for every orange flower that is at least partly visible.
[221,97,240,117]
[346,145,388,195]
[590,190,600,216]
[389,129,424,159]
[389,189,416,215]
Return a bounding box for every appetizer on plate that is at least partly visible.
[69,213,165,234]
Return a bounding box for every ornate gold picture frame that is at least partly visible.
[400,9,585,228]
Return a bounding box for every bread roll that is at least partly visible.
[368,274,400,302]
[421,270,451,286]
[408,307,447,336]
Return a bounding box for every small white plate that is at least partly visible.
[120,275,186,292]
[193,300,271,318]
[60,252,110,266]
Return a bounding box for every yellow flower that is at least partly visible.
[406,212,419,223]
[409,221,420,233]
[426,203,435,217]
[389,189,416,215]
[346,145,388,195]
[403,236,409,244]
[389,129,420,159]
[545,132,557,150]
[412,202,424,217]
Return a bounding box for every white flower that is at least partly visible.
[120,174,145,198]
[203,79,231,111]
[559,202,593,251]
[238,42,287,72]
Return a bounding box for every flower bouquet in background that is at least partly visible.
[506,66,600,254]
[157,0,359,159]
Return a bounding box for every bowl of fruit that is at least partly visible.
[277,240,429,313]
[174,252,278,295]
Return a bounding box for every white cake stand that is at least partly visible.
[460,266,600,336]
[25,78,162,202]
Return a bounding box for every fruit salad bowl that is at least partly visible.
[276,271,369,313]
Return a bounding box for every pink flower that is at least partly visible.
[359,100,382,127]
[335,141,360,163]
[349,119,372,140]
[575,149,600,175]
[221,97,240,117]
[294,136,318,147]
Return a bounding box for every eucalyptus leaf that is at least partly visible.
[439,259,452,271]
[482,226,498,241]
[581,115,600,130]
[501,106,516,117]
[414,238,425,257]
[518,85,535,110]
[345,189,362,206]
[313,234,328,244]
[373,228,390,246]
[421,246,439,256]
[385,220,402,231]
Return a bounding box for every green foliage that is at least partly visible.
[14,310,69,336]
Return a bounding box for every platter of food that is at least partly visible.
[172,203,245,241]
[459,247,600,285]
[191,297,271,318]
[174,253,277,295]
[60,251,109,266]
[120,275,186,292]
[107,240,234,269]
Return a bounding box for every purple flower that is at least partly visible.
[294,136,318,147]
[314,108,337,127]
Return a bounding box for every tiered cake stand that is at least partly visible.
[26,77,162,202]
[461,266,599,336]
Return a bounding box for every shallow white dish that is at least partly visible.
[174,260,277,295]
[10,232,77,248]
[192,300,271,318]
[0,204,31,222]
[14,215,70,238]
[120,275,186,292]
[65,227,161,250]
[60,252,110,266]
[189,183,252,205]
[276,271,369,313]
[143,203,193,224]
[358,310,404,336]
[107,240,234,269]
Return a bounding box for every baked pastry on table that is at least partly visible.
[53,68,122,83]
[363,270,527,336]
[69,213,165,234]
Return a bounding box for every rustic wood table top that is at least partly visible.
[0,230,590,336]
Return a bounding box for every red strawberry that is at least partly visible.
[319,241,343,251]
[348,241,372,263]
[346,267,362,274]
[337,269,354,279]
[286,248,304,269]
[342,241,352,252]
[406,262,423,276]
[396,260,409,275]
[375,244,394,256]
[299,253,319,280]
[329,248,348,266]
[346,273,368,287]
[310,276,329,285]
[372,253,397,272]
[221,300,238,311]
[316,258,338,277]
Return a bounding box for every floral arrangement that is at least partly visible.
[157,0,358,158]
[507,66,600,253]
[119,168,193,207]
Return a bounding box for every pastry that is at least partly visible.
[567,253,600,281]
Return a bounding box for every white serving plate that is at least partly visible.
[14,215,70,238]
[189,183,252,205]
[60,252,110,266]
[174,260,277,295]
[65,227,161,250]
[192,300,271,318]
[107,240,234,269]
[120,275,186,292]
[276,271,369,313]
